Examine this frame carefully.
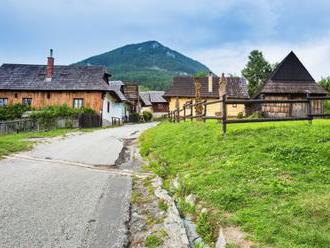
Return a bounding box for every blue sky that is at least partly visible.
[1,0,330,80]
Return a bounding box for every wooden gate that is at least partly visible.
[78,113,102,128]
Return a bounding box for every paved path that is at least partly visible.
[0,123,156,248]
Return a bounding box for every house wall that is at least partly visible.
[167,97,245,117]
[102,93,128,126]
[261,95,324,117]
[0,91,103,112]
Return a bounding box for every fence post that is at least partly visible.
[190,101,193,122]
[306,93,312,125]
[203,100,207,122]
[222,94,227,136]
[183,105,186,122]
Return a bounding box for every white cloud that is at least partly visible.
[190,36,330,81]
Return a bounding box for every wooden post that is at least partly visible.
[222,94,227,136]
[306,93,312,125]
[177,107,180,123]
[203,100,207,122]
[190,100,193,122]
[183,104,186,122]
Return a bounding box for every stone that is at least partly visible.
[185,194,196,206]
[215,227,226,248]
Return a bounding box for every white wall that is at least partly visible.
[102,93,127,126]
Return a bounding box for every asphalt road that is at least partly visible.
[0,123,156,248]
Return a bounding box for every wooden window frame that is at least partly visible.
[22,98,32,106]
[0,98,8,106]
[73,98,84,109]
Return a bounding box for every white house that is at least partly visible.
[102,81,131,126]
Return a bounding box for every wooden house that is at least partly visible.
[164,73,249,117]
[139,91,169,117]
[254,51,328,117]
[0,50,130,125]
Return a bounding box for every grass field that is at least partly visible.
[140,120,330,247]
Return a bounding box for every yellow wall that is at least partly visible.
[168,97,245,117]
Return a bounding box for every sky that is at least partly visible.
[1,0,330,80]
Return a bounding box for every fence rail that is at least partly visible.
[168,94,330,136]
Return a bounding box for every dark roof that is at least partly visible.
[164,76,249,99]
[108,81,127,101]
[0,63,111,91]
[140,91,167,106]
[255,52,327,97]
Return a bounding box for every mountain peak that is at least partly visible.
[75,41,209,90]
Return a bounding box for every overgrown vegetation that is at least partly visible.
[30,104,95,119]
[0,104,31,121]
[140,120,330,247]
[145,234,163,248]
[143,111,153,122]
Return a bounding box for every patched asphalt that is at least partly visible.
[0,123,156,248]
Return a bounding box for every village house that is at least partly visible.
[139,91,169,117]
[0,50,130,125]
[254,51,328,117]
[164,72,249,117]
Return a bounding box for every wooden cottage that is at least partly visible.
[139,91,169,117]
[254,51,328,117]
[0,50,130,125]
[164,73,249,117]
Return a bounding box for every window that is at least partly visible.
[107,102,110,113]
[14,93,18,98]
[0,98,8,106]
[22,98,32,106]
[73,98,83,109]
[47,92,51,99]
[232,104,237,108]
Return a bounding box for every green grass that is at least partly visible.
[139,120,330,247]
[145,234,164,248]
[0,128,82,158]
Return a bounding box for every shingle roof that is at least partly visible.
[164,76,249,99]
[108,81,127,101]
[0,64,111,91]
[140,91,167,106]
[255,52,327,97]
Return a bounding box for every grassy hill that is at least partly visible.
[140,120,330,247]
[74,41,209,90]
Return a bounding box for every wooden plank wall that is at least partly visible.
[0,91,103,112]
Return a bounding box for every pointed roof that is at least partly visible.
[270,51,314,81]
[255,52,327,97]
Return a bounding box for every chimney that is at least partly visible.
[208,71,213,93]
[46,49,54,82]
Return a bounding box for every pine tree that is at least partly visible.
[242,50,273,96]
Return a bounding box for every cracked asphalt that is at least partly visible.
[0,123,156,248]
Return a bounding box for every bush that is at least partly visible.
[247,111,263,119]
[129,112,140,122]
[237,112,244,119]
[143,111,153,122]
[30,105,95,119]
[0,104,31,121]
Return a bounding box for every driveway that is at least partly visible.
[0,123,156,248]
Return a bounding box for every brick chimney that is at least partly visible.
[208,71,213,93]
[46,49,54,82]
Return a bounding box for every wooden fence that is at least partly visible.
[168,95,330,136]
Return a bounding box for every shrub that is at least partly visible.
[0,104,31,121]
[129,112,140,123]
[237,112,244,119]
[247,111,263,119]
[143,111,153,122]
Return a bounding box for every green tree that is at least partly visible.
[242,50,273,96]
[194,71,208,77]
[319,76,330,93]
